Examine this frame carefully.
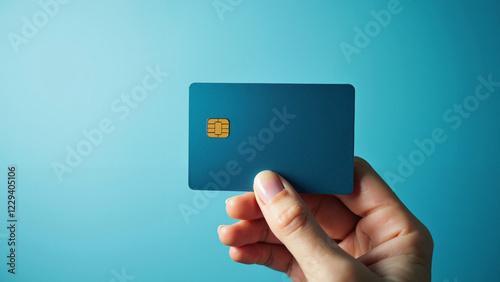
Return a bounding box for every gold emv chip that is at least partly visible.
[207,118,229,138]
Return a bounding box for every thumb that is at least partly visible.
[253,171,364,281]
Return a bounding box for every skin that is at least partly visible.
[218,157,433,282]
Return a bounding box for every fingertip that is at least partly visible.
[254,170,285,205]
[229,246,247,263]
[225,197,237,217]
[253,170,281,187]
[229,245,261,265]
[218,225,232,246]
[254,170,275,179]
[226,193,246,219]
[225,194,246,219]
[226,192,263,220]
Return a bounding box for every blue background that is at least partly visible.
[0,0,498,281]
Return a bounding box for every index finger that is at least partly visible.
[226,192,262,220]
[336,157,408,218]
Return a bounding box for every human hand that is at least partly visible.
[218,157,433,281]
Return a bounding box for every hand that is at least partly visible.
[218,157,433,281]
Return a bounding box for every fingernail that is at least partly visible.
[225,197,232,204]
[218,225,224,234]
[254,171,285,205]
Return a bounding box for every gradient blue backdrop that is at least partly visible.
[0,1,499,281]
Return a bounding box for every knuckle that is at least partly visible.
[259,220,271,242]
[258,244,275,267]
[276,204,308,237]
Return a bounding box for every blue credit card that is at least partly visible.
[189,83,354,194]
